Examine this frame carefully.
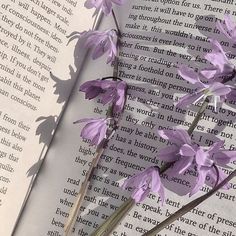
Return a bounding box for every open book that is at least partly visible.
[1,0,236,235]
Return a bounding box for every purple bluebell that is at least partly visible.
[74,118,109,146]
[191,140,236,195]
[122,166,165,203]
[217,14,236,43]
[80,79,127,113]
[84,0,125,15]
[157,128,197,175]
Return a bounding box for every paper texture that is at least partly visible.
[0,0,95,235]
[11,0,236,235]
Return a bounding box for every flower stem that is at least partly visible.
[64,148,104,236]
[64,13,122,234]
[112,10,121,37]
[91,198,135,236]
[187,97,209,135]
[143,169,236,236]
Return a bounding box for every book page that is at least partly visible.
[15,0,236,236]
[0,0,95,235]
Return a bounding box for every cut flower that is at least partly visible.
[80,79,127,113]
[122,166,165,203]
[74,118,109,147]
[191,140,236,195]
[68,29,118,64]
[201,39,235,80]
[157,128,197,175]
[217,14,236,43]
[177,65,231,111]
[84,0,125,15]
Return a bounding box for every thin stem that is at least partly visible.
[91,198,135,236]
[64,148,104,236]
[143,169,236,236]
[187,97,210,135]
[112,10,121,36]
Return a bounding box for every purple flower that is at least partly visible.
[158,128,197,175]
[122,166,165,203]
[191,141,236,195]
[68,29,118,64]
[177,65,231,111]
[80,79,127,113]
[200,40,234,80]
[217,14,236,43]
[84,0,125,15]
[74,118,109,146]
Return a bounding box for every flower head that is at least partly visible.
[217,14,236,43]
[80,79,127,113]
[122,166,165,203]
[177,65,231,111]
[68,29,118,64]
[158,128,197,175]
[200,40,234,80]
[84,0,125,15]
[191,140,236,195]
[74,118,109,146]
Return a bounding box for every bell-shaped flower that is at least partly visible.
[74,118,109,147]
[177,65,231,111]
[157,128,197,175]
[191,140,236,195]
[217,14,236,43]
[122,166,165,203]
[84,0,125,15]
[68,29,118,64]
[80,79,127,113]
[200,39,235,80]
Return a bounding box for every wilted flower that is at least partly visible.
[80,79,127,113]
[157,128,197,175]
[84,0,125,15]
[68,29,118,64]
[201,40,235,80]
[177,65,231,111]
[74,118,109,146]
[191,140,236,195]
[122,166,165,203]
[217,14,236,43]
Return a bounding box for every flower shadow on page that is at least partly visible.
[50,66,76,105]
[27,115,57,177]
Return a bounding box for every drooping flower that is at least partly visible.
[191,140,236,195]
[216,14,236,43]
[157,128,197,175]
[177,65,231,111]
[68,29,118,64]
[80,79,127,113]
[74,118,109,146]
[84,0,125,15]
[200,39,235,80]
[122,166,165,203]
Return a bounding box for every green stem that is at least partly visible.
[91,198,135,236]
[143,169,236,236]
[187,97,209,135]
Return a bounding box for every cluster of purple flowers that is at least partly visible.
[122,14,236,203]
[74,7,236,205]
[73,0,127,148]
[75,79,127,147]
